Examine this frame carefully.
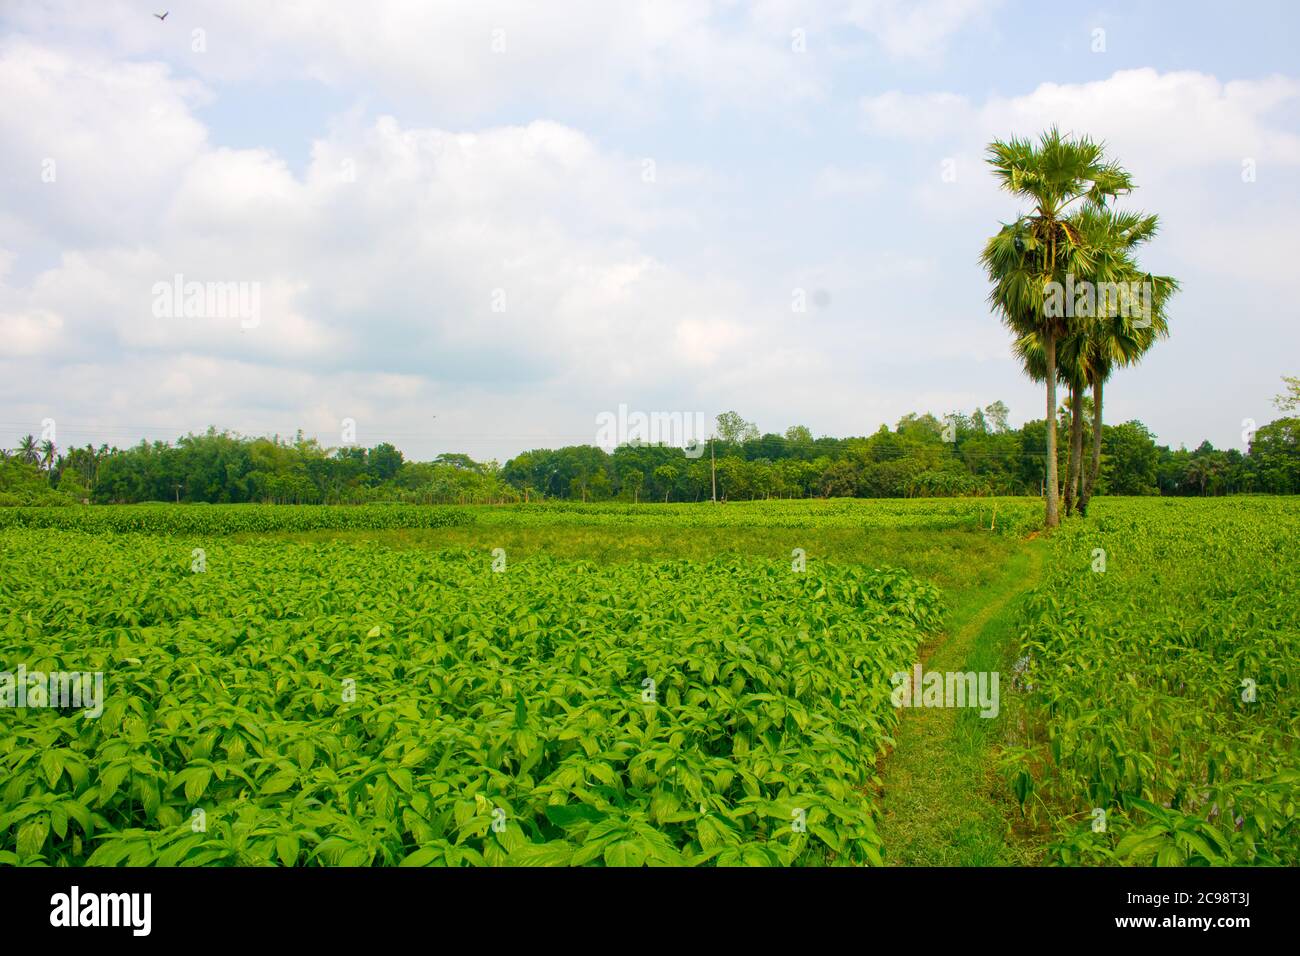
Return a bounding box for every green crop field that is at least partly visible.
[1003,498,1300,865]
[0,503,471,535]
[0,497,1296,866]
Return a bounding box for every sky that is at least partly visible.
[2,0,1297,463]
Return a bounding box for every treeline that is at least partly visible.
[0,430,512,506]
[504,404,1299,502]
[2,398,1296,506]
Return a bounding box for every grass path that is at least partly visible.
[877,538,1046,866]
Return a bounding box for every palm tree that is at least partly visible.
[1008,211,1176,518]
[1060,206,1147,516]
[1072,208,1178,515]
[1185,457,1212,496]
[17,434,39,466]
[39,439,56,474]
[982,127,1133,528]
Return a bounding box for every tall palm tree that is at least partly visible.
[1072,208,1178,515]
[39,439,56,473]
[1009,209,1176,518]
[982,127,1133,528]
[17,434,39,466]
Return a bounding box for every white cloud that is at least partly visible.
[841,0,997,60]
[860,90,970,142]
[861,69,1300,170]
[674,317,747,367]
[4,0,1005,126]
[0,38,209,244]
[3,0,830,116]
[0,38,816,455]
[0,308,62,356]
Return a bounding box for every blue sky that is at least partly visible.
[2,0,1297,461]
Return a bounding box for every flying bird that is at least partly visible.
[154,12,168,21]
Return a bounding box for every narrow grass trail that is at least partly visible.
[877,538,1046,865]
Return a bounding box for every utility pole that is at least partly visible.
[710,438,717,504]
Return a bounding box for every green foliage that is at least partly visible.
[0,530,943,866]
[0,504,472,535]
[1103,421,1161,495]
[1004,497,1300,865]
[17,430,517,507]
[11,392,1296,509]
[715,411,759,444]
[0,459,80,507]
[473,497,1042,536]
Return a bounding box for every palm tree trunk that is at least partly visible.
[1065,385,1084,516]
[1043,329,1060,528]
[1079,374,1103,516]
[1063,384,1076,516]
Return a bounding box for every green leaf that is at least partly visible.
[275,834,300,866]
[185,768,212,803]
[544,803,604,830]
[40,751,65,789]
[400,846,445,867]
[261,771,298,795]
[508,841,575,867]
[17,816,50,859]
[604,839,647,868]
[99,763,130,804]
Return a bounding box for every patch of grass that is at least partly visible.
[878,540,1045,866]
[236,524,1022,594]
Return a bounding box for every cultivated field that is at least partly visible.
[1005,497,1299,864]
[0,497,1295,865]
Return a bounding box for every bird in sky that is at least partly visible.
[153,12,168,21]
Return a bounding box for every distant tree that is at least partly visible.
[784,424,813,449]
[715,411,758,445]
[434,453,477,471]
[622,468,645,503]
[653,464,678,502]
[17,435,39,466]
[1274,375,1300,413]
[1103,421,1160,495]
[983,400,1011,433]
[896,413,944,441]
[368,442,404,482]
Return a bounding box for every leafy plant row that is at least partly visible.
[475,497,1040,535]
[0,504,473,536]
[0,530,942,866]
[1004,497,1299,865]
